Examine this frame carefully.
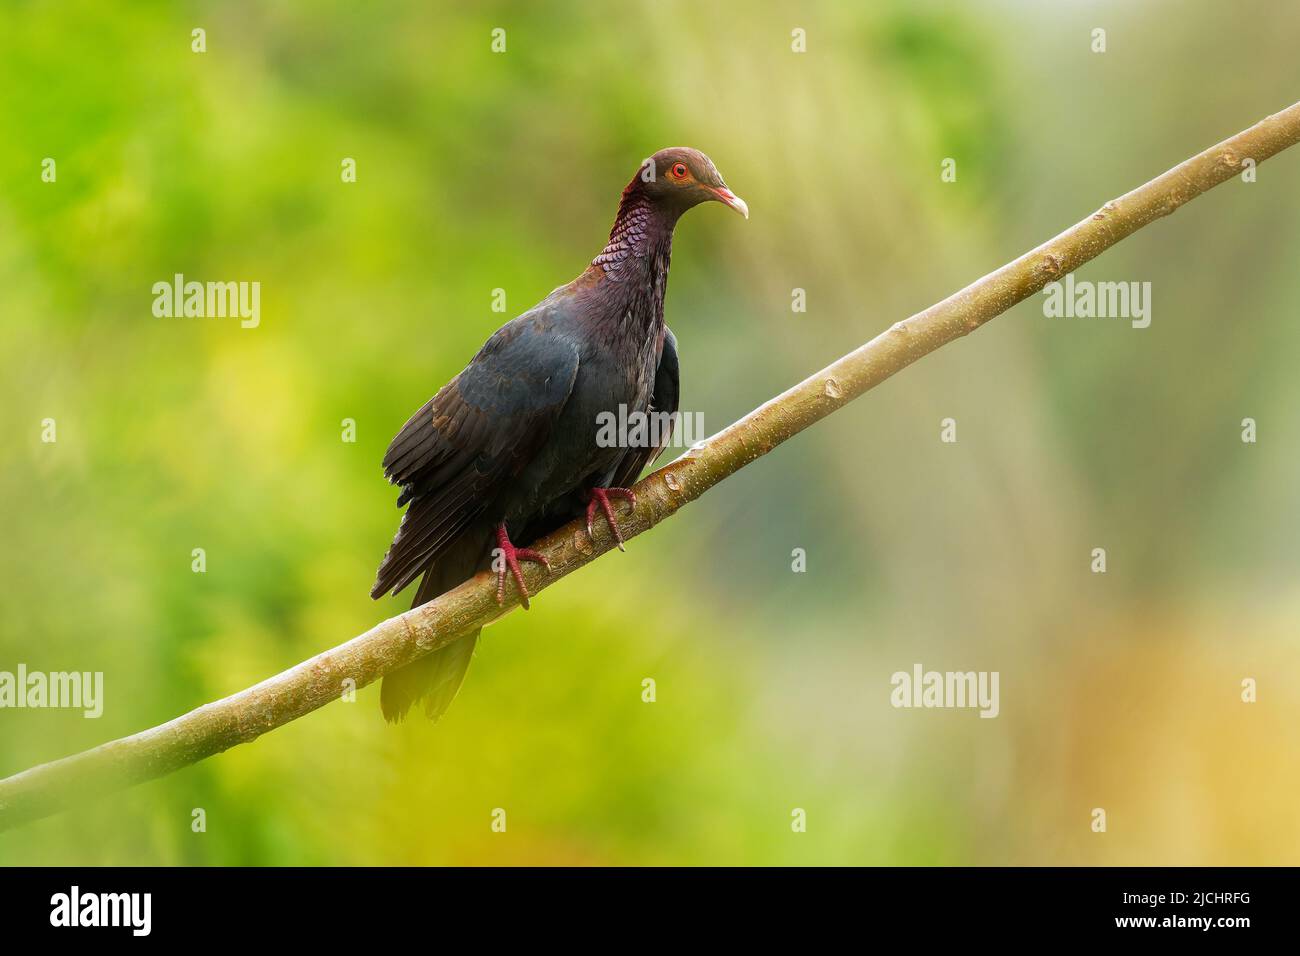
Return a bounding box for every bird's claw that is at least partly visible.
[585,487,637,552]
[494,523,550,610]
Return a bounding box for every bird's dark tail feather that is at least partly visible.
[380,528,488,723]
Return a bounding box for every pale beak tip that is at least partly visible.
[714,187,749,220]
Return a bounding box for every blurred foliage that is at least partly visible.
[2,0,1299,864]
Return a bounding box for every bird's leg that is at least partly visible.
[585,487,637,552]
[494,523,550,610]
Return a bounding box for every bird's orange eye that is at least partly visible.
[670,162,689,180]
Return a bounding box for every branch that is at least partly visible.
[4,100,1299,832]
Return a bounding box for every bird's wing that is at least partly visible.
[610,326,679,489]
[372,318,581,598]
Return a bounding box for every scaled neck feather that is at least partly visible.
[589,190,679,339]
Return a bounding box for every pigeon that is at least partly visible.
[371,147,748,722]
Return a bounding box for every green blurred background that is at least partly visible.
[2,0,1299,865]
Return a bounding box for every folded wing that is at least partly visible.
[372,318,580,598]
[609,326,679,489]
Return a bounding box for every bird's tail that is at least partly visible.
[379,528,487,723]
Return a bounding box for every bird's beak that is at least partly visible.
[711,186,749,219]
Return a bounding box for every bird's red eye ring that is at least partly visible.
[670,162,688,180]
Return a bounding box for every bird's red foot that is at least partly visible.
[586,487,637,552]
[494,523,550,609]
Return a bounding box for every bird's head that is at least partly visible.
[627,147,749,220]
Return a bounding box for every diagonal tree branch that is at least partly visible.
[3,100,1299,832]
